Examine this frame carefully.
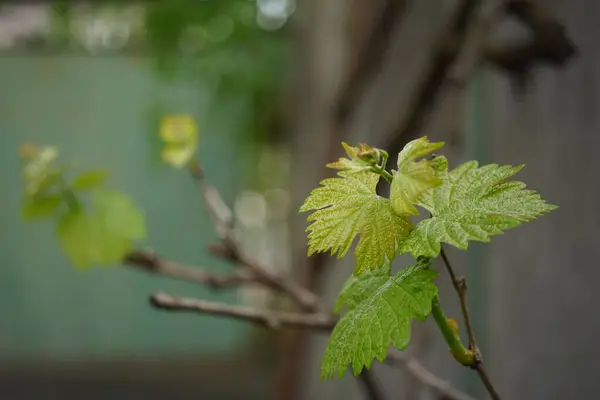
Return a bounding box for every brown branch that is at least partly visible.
[188,161,324,313]
[125,249,258,289]
[440,248,476,351]
[386,350,477,400]
[440,247,500,400]
[150,292,336,330]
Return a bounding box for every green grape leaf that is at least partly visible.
[321,260,438,379]
[327,142,383,173]
[390,137,445,216]
[56,188,146,268]
[299,171,411,275]
[21,195,63,220]
[72,170,108,190]
[400,161,557,258]
[333,262,391,314]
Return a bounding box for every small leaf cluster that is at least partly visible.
[19,143,146,268]
[159,114,199,168]
[299,137,557,379]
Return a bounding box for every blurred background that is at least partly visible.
[0,0,594,399]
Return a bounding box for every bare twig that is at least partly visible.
[440,247,501,400]
[473,362,501,400]
[150,292,335,330]
[387,350,477,400]
[440,248,477,351]
[125,249,258,289]
[188,161,324,313]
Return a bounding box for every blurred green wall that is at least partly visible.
[0,56,248,361]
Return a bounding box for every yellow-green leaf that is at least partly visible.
[159,114,199,168]
[327,142,385,173]
[390,137,444,216]
[300,171,411,274]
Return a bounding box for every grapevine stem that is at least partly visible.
[379,169,393,183]
[431,296,474,366]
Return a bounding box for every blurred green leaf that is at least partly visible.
[21,195,63,220]
[72,170,109,190]
[92,188,146,239]
[159,114,198,168]
[56,188,146,268]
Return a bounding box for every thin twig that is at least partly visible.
[440,246,501,400]
[125,249,258,289]
[150,292,335,330]
[440,248,477,351]
[188,161,324,313]
[474,362,501,400]
[386,350,477,400]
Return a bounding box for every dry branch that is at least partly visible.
[125,249,257,289]
[150,292,336,330]
[189,162,324,313]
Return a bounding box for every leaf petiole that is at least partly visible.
[431,296,474,366]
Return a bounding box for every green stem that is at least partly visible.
[377,168,393,183]
[431,296,474,366]
[368,149,393,183]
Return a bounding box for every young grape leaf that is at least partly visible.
[321,260,438,379]
[327,142,384,173]
[333,262,391,313]
[56,188,146,268]
[72,170,108,191]
[390,137,445,216]
[299,171,411,275]
[400,161,557,258]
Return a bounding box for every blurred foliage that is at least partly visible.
[39,0,290,150]
[19,143,146,268]
[159,114,199,168]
